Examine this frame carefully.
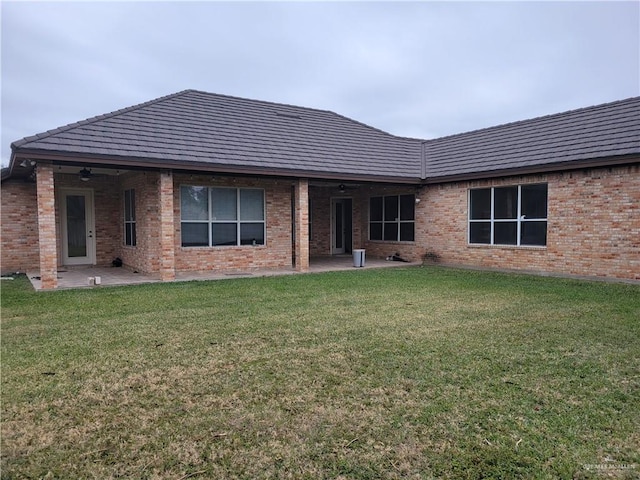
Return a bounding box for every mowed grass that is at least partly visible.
[1,267,639,479]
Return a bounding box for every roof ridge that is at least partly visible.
[328,110,424,141]
[185,90,422,141]
[423,96,640,145]
[186,89,353,117]
[11,90,194,149]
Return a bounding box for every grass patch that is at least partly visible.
[2,267,639,479]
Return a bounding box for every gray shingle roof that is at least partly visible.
[10,90,640,183]
[423,96,640,180]
[12,90,423,182]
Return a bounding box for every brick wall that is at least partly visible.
[294,179,309,271]
[2,172,295,277]
[352,190,365,252]
[421,164,640,281]
[36,164,57,289]
[308,187,366,256]
[158,171,175,280]
[3,164,637,282]
[118,171,159,274]
[310,185,421,261]
[309,187,331,255]
[173,174,293,273]
[54,173,120,268]
[363,185,424,262]
[1,172,121,275]
[1,180,39,274]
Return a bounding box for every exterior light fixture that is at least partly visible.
[338,184,346,193]
[79,168,92,182]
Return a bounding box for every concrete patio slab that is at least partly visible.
[27,256,417,290]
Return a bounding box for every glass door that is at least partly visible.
[332,199,348,254]
[62,190,96,265]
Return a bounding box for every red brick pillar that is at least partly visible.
[159,170,175,281]
[295,178,309,272]
[36,163,58,289]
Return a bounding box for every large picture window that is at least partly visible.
[469,184,547,246]
[124,189,136,246]
[369,194,415,242]
[180,186,265,247]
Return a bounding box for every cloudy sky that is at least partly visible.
[1,1,639,167]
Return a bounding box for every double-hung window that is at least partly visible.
[469,184,547,246]
[369,194,415,242]
[180,186,265,247]
[124,189,136,246]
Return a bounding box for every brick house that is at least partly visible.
[1,90,638,289]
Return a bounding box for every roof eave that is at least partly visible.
[10,150,638,187]
[10,149,421,185]
[421,154,640,185]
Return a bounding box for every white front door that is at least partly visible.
[61,189,96,265]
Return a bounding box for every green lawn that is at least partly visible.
[1,267,639,479]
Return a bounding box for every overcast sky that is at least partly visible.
[1,1,639,167]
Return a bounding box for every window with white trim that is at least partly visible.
[469,184,547,246]
[124,189,136,246]
[369,194,415,242]
[180,186,265,247]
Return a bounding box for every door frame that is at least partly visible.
[330,197,352,255]
[59,188,96,265]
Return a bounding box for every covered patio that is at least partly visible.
[26,255,418,290]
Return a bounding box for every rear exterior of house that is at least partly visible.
[2,90,639,288]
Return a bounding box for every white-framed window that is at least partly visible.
[124,189,136,246]
[180,186,265,247]
[469,183,547,246]
[369,194,415,242]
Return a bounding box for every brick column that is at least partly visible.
[36,163,58,289]
[159,170,175,281]
[294,178,309,272]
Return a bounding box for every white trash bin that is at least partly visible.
[353,249,366,268]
